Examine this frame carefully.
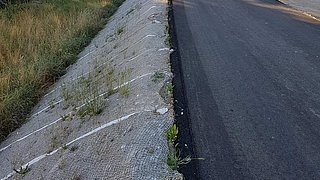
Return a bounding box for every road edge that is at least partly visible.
[168,0,199,179]
[276,0,320,21]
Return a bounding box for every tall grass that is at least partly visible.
[0,0,124,141]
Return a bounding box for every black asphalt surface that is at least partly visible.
[171,0,320,179]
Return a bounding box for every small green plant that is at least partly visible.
[76,68,106,118]
[77,98,104,118]
[77,76,91,103]
[166,124,193,170]
[48,135,62,152]
[62,144,68,150]
[152,71,165,83]
[166,124,178,142]
[13,164,31,175]
[165,83,174,94]
[61,114,69,121]
[166,124,203,170]
[60,113,73,121]
[167,149,192,170]
[116,26,124,35]
[61,83,70,101]
[61,83,71,109]
[118,71,129,98]
[105,67,115,96]
[48,99,55,109]
[70,145,79,152]
[119,86,129,97]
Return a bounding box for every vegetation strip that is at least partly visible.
[0,0,126,142]
[38,46,167,117]
[0,72,155,152]
[43,34,156,97]
[167,0,201,177]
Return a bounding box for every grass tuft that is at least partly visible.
[116,25,124,36]
[13,164,31,175]
[166,124,192,170]
[151,71,165,83]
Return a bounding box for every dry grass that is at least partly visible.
[0,0,124,141]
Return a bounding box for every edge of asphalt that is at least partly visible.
[277,0,320,21]
[168,0,199,179]
[168,0,320,179]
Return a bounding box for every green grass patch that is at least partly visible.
[0,0,125,142]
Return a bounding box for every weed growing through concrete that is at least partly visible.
[48,98,55,109]
[54,63,131,120]
[77,97,104,118]
[13,164,31,175]
[77,68,106,118]
[49,135,63,153]
[104,66,116,96]
[116,26,125,36]
[166,124,192,170]
[118,69,131,98]
[61,83,71,109]
[152,71,165,83]
[166,124,178,143]
[62,144,68,150]
[165,83,174,94]
[61,113,73,121]
[70,145,79,152]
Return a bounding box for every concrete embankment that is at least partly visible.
[0,0,182,179]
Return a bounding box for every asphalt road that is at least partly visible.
[171,0,320,179]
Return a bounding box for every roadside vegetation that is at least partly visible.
[166,124,204,171]
[166,124,191,170]
[0,0,124,141]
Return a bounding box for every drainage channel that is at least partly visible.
[168,0,199,179]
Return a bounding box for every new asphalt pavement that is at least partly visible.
[172,0,320,179]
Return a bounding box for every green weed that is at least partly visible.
[167,146,192,171]
[118,70,130,98]
[13,164,31,175]
[77,97,104,118]
[166,124,178,143]
[70,145,78,152]
[116,26,124,35]
[166,124,191,170]
[166,124,204,170]
[152,71,165,83]
[165,83,174,94]
[48,99,55,109]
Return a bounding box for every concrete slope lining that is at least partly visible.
[0,0,182,178]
